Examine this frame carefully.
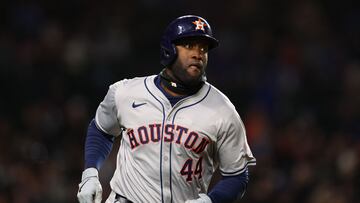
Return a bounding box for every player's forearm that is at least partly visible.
[208,168,249,203]
[84,119,115,170]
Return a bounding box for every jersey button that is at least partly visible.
[164,156,168,161]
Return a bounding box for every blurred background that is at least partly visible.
[0,0,359,202]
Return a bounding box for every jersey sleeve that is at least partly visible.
[95,81,124,137]
[216,108,256,176]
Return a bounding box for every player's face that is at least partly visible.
[170,38,209,87]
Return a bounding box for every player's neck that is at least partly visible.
[160,82,183,97]
[159,68,203,96]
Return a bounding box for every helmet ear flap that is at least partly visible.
[164,50,170,58]
[160,41,177,67]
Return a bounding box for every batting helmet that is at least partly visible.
[160,15,219,67]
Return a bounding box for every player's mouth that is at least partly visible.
[188,62,203,70]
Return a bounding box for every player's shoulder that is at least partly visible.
[205,82,237,112]
[109,75,155,90]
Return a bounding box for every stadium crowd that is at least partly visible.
[0,0,359,202]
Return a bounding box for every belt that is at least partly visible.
[115,193,133,203]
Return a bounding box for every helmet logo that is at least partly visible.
[192,18,207,31]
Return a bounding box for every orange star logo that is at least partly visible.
[192,18,207,31]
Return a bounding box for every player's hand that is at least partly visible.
[77,168,102,203]
[185,193,212,203]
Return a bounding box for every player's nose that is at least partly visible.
[190,46,204,60]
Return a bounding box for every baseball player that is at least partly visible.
[77,15,256,203]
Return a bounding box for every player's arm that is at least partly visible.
[186,169,249,203]
[207,168,249,203]
[77,81,123,203]
[206,106,255,203]
[77,119,115,203]
[84,119,115,170]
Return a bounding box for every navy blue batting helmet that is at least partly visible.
[160,15,219,67]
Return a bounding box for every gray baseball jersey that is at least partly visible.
[95,75,256,203]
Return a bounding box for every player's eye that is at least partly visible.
[200,46,208,53]
[184,44,193,49]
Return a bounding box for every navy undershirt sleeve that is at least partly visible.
[208,168,249,203]
[84,119,115,170]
